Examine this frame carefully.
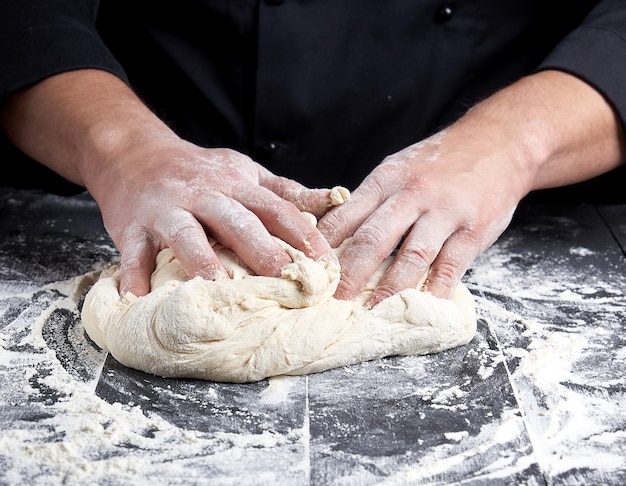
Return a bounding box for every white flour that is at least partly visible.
[1,215,625,484]
[0,275,308,485]
[468,236,626,480]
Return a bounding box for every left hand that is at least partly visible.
[317,127,523,306]
[318,70,625,306]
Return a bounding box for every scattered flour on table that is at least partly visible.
[0,276,309,485]
[3,202,625,484]
[467,240,626,479]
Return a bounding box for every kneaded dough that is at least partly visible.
[81,202,476,383]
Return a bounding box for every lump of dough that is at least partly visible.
[81,184,476,383]
[81,241,477,383]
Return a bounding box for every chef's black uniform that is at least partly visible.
[1,0,624,200]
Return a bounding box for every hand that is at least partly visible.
[95,139,340,297]
[318,71,625,306]
[0,69,340,298]
[318,129,521,305]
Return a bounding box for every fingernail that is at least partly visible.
[365,293,382,310]
[198,264,230,281]
[118,289,139,303]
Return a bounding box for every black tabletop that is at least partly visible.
[0,188,624,485]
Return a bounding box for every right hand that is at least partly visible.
[0,69,339,298]
[93,138,340,298]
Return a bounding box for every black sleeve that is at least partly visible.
[537,0,626,131]
[0,0,127,102]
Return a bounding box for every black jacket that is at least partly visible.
[1,0,625,197]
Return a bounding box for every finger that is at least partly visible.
[367,213,457,307]
[262,173,350,218]
[155,208,229,281]
[426,231,480,300]
[118,228,160,298]
[333,198,413,301]
[318,177,386,247]
[237,186,338,265]
[195,193,293,277]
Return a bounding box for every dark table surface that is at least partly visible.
[0,187,624,485]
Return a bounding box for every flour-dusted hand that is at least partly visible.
[318,128,520,305]
[0,70,338,297]
[319,71,625,304]
[98,142,341,298]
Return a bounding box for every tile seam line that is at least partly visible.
[594,204,626,258]
[478,288,549,486]
[305,374,312,485]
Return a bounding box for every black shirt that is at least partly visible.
[1,0,625,197]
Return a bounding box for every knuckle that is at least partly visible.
[168,223,202,245]
[398,244,433,269]
[372,282,397,302]
[158,210,207,245]
[318,210,349,238]
[355,224,388,249]
[119,255,146,280]
[359,176,388,201]
[120,250,142,270]
[430,260,462,289]
[334,276,362,301]
[119,230,159,269]
[398,175,426,196]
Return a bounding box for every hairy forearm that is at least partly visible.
[456,70,625,196]
[0,69,176,194]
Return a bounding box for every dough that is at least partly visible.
[81,246,477,383]
[81,192,476,383]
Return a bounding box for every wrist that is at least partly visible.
[458,71,624,195]
[66,73,178,192]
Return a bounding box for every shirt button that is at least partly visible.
[259,142,279,156]
[434,5,454,23]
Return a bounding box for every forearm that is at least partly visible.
[0,69,176,196]
[456,70,625,196]
[320,69,626,303]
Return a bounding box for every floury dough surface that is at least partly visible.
[82,246,477,383]
[81,189,476,383]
